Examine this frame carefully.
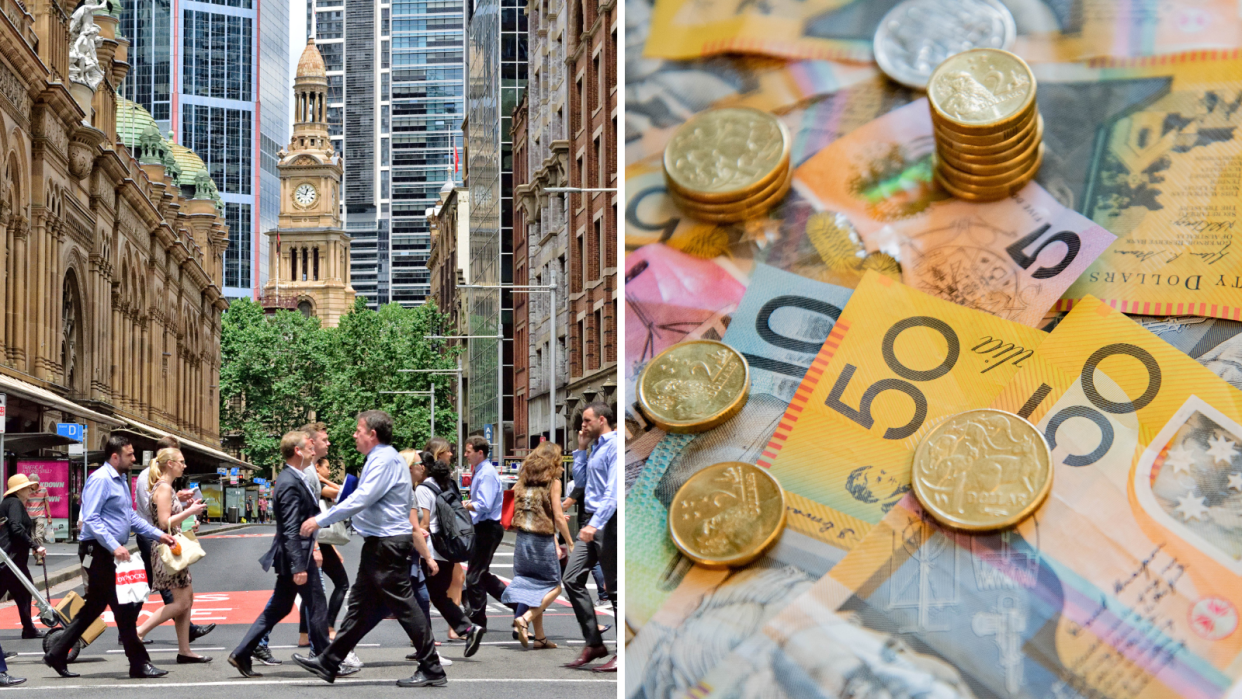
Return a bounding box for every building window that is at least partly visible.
[575,77,583,133]
[575,230,584,292]
[182,10,253,101]
[592,52,600,113]
[316,10,343,39]
[313,248,320,280]
[594,217,602,281]
[578,319,585,376]
[381,137,390,165]
[291,247,298,281]
[594,135,601,188]
[593,308,603,370]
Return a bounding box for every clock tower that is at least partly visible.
[262,37,356,326]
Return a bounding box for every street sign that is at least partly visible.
[142,450,153,466]
[57,423,85,456]
[0,394,7,434]
[484,424,493,444]
[217,467,227,476]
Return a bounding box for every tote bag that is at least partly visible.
[316,499,352,546]
[158,530,206,573]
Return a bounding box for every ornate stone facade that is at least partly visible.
[260,39,355,327]
[0,0,231,466]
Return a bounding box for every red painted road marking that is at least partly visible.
[0,590,301,628]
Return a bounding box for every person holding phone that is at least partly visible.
[134,449,209,662]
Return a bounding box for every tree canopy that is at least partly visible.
[220,297,460,476]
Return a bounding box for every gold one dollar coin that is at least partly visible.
[911,409,1052,531]
[636,340,750,433]
[668,461,786,568]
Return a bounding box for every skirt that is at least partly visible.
[500,530,561,608]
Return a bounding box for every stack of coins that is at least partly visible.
[663,107,791,223]
[928,48,1043,202]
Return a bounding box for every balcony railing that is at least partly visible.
[258,293,300,311]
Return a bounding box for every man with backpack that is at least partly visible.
[415,455,485,656]
[462,436,507,635]
[294,411,446,687]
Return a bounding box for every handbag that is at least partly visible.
[316,499,352,546]
[158,528,206,573]
[115,553,150,604]
[500,489,515,530]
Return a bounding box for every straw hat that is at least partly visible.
[4,474,37,497]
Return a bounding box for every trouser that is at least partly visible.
[563,512,616,647]
[463,519,507,629]
[260,565,326,649]
[422,559,472,636]
[234,564,329,659]
[33,518,47,544]
[319,535,440,674]
[0,560,35,632]
[300,543,349,633]
[600,513,617,610]
[47,541,150,669]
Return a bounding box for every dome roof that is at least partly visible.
[115,96,158,151]
[440,180,455,195]
[168,142,208,187]
[297,38,327,78]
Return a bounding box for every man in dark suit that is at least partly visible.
[228,431,329,677]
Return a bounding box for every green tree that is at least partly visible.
[220,297,460,477]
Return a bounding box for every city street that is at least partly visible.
[0,525,617,696]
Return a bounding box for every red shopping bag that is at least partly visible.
[500,489,515,529]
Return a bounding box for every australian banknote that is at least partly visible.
[1130,316,1242,391]
[625,265,853,630]
[688,297,1242,699]
[794,99,1118,327]
[642,0,1242,64]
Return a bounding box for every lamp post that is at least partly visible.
[427,334,504,470]
[399,367,463,473]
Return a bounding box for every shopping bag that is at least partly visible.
[316,499,351,546]
[500,489,515,530]
[158,530,206,573]
[115,554,150,604]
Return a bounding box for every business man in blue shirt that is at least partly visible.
[44,435,176,679]
[293,411,446,687]
[462,435,507,634]
[562,402,617,670]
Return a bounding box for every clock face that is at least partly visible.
[294,183,318,207]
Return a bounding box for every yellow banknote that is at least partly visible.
[760,271,1047,526]
[986,295,1242,680]
[794,99,1118,328]
[643,0,1242,63]
[1033,53,1242,321]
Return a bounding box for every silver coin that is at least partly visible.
[873,0,1016,90]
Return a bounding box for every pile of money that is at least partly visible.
[928,48,1043,202]
[662,107,791,223]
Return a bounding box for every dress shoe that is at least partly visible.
[463,625,484,658]
[562,644,609,669]
[396,667,448,687]
[21,628,45,640]
[292,652,335,683]
[129,662,170,679]
[188,623,216,642]
[0,672,25,686]
[177,654,212,664]
[593,655,617,673]
[228,654,261,678]
[42,655,79,678]
[251,645,282,665]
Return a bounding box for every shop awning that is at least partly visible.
[115,417,250,470]
[0,373,123,427]
[1,432,81,455]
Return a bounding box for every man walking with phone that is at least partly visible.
[228,431,330,678]
[44,435,177,679]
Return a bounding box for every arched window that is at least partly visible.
[298,300,312,317]
[313,248,320,280]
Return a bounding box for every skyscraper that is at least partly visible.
[306,0,466,308]
[464,0,526,458]
[120,0,290,300]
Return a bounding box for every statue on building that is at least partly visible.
[68,0,109,90]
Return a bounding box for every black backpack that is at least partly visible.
[418,481,474,562]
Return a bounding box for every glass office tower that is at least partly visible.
[308,0,465,308]
[465,0,524,457]
[121,0,289,299]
